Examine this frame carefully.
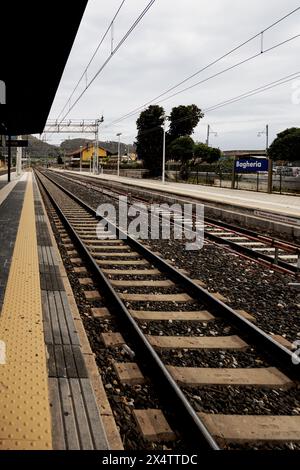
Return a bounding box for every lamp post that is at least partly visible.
[162,115,166,184]
[258,124,271,193]
[206,124,218,146]
[94,116,104,174]
[116,132,122,177]
[79,145,83,172]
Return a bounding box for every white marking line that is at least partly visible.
[0,340,6,364]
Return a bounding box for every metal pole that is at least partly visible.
[231,157,236,189]
[266,124,273,193]
[162,116,166,184]
[206,124,210,146]
[94,119,99,174]
[117,133,121,177]
[280,167,282,194]
[16,136,22,176]
[7,135,11,182]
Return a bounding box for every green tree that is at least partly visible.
[57,155,63,165]
[194,143,221,163]
[168,136,194,181]
[168,104,204,140]
[168,136,195,163]
[215,157,234,180]
[135,105,165,176]
[268,127,300,162]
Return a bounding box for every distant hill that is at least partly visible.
[28,135,60,159]
[28,136,135,159]
[60,139,135,155]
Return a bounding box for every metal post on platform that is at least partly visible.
[231,156,236,189]
[7,135,11,183]
[258,124,271,193]
[94,121,98,174]
[16,136,22,176]
[266,125,273,194]
[94,117,103,174]
[162,116,166,184]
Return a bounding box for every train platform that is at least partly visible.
[63,170,300,220]
[0,171,17,193]
[0,171,111,450]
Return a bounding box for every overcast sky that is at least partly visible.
[46,0,300,149]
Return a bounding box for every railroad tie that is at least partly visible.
[167,366,293,389]
[198,414,300,444]
[130,310,214,322]
[147,335,248,350]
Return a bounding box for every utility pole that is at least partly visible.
[94,116,103,174]
[162,115,166,184]
[266,124,273,194]
[206,124,218,146]
[94,123,98,174]
[206,124,210,146]
[117,132,122,177]
[258,124,271,193]
[80,145,83,172]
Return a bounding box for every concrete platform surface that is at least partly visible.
[62,170,300,220]
[0,171,110,450]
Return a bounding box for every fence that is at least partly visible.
[165,165,300,195]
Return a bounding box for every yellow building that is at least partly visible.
[81,144,108,163]
[68,143,111,167]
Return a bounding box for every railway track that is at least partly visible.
[36,169,300,450]
[50,170,300,275]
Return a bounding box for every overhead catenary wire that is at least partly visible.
[106,6,300,127]
[56,0,127,122]
[107,32,300,127]
[57,0,157,124]
[129,70,300,139]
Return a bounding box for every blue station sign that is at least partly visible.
[235,158,269,173]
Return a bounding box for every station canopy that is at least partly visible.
[0,1,88,136]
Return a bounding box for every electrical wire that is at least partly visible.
[58,0,157,123]
[132,71,300,139]
[56,0,127,121]
[107,7,300,126]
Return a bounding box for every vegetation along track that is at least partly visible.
[36,169,300,451]
[51,170,300,275]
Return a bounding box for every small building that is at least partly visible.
[67,143,111,167]
[222,150,267,158]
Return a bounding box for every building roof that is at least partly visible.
[222,150,267,157]
[0,1,88,136]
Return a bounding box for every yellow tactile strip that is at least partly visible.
[0,173,52,450]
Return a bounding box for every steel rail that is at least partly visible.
[50,170,300,274]
[35,169,220,450]
[41,169,300,381]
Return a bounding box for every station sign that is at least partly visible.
[8,139,28,147]
[235,158,269,173]
[0,139,28,147]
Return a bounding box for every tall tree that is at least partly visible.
[168,136,195,163]
[135,105,165,176]
[194,142,221,163]
[168,104,204,140]
[268,127,300,162]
